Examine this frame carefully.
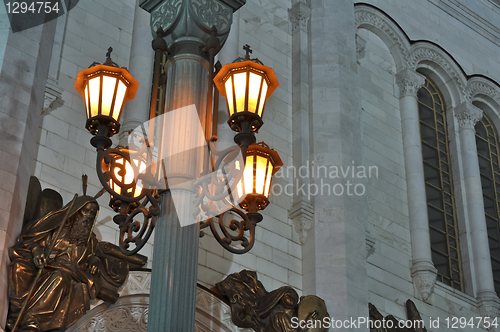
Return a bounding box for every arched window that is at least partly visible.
[475,113,500,294]
[418,78,463,290]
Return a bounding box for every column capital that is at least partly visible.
[396,68,426,98]
[289,0,311,33]
[140,0,245,57]
[455,102,483,130]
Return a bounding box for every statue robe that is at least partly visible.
[7,196,127,331]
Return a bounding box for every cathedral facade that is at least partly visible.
[1,0,500,330]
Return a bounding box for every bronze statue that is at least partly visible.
[216,270,329,332]
[6,189,142,332]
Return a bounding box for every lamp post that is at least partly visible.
[74,2,284,330]
[76,47,282,332]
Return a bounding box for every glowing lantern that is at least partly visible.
[236,142,283,212]
[75,48,139,137]
[103,149,147,199]
[214,59,279,133]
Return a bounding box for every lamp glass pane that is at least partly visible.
[255,155,268,195]
[235,160,244,199]
[112,80,127,122]
[101,76,117,117]
[264,163,273,197]
[225,76,234,116]
[257,81,268,117]
[234,72,247,114]
[84,86,89,118]
[243,154,254,194]
[88,76,101,117]
[248,73,262,114]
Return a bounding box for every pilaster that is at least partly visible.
[395,68,437,301]
[306,0,368,325]
[455,101,500,317]
[289,0,313,244]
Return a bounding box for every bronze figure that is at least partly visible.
[369,300,427,332]
[7,194,134,332]
[216,270,329,332]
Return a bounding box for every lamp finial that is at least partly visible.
[243,44,252,60]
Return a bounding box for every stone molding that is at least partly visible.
[354,5,409,70]
[407,44,467,97]
[411,262,438,302]
[365,230,376,257]
[454,102,483,129]
[466,80,500,105]
[42,78,63,116]
[355,34,367,62]
[395,68,426,98]
[289,1,311,33]
[289,200,314,244]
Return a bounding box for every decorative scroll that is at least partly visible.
[200,207,256,254]
[118,191,161,255]
[191,0,232,33]
[150,0,183,34]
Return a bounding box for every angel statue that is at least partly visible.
[7,176,146,332]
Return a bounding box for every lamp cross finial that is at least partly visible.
[106,47,113,61]
[243,44,252,60]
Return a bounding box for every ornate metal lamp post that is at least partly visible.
[74,1,284,330]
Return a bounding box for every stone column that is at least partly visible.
[139,1,244,330]
[288,0,313,245]
[455,102,500,317]
[395,68,437,301]
[306,0,368,325]
[119,0,153,146]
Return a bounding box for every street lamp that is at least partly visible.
[75,45,282,255]
[214,44,279,155]
[75,47,139,148]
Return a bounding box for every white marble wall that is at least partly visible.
[356,0,500,330]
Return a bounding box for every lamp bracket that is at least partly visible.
[200,206,257,254]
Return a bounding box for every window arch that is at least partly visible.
[475,113,500,294]
[418,78,463,290]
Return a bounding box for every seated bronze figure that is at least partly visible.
[6,191,139,332]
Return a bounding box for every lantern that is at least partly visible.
[75,52,139,137]
[236,142,283,212]
[103,149,147,199]
[214,59,279,133]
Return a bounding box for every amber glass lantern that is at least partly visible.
[236,142,283,215]
[214,58,279,134]
[75,48,139,139]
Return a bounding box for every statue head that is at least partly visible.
[66,197,99,245]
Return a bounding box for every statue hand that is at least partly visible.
[88,256,100,275]
[32,247,46,269]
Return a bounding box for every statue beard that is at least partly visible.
[67,217,94,246]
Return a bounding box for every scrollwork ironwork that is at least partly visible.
[200,206,257,254]
[118,191,161,255]
[94,139,160,255]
